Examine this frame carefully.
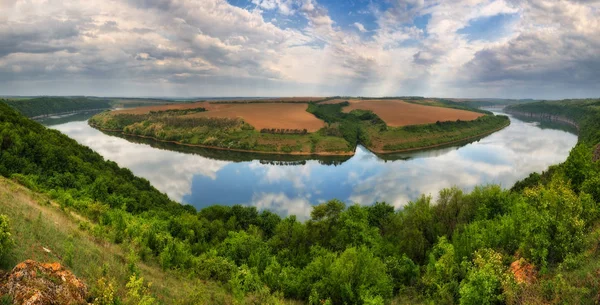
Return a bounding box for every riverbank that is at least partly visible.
[368,119,511,154]
[88,99,511,157]
[89,122,355,156]
[504,109,580,131]
[89,117,510,157]
[32,108,111,119]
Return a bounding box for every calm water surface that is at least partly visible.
[44,112,578,219]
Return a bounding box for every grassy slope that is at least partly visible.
[0,177,297,305]
[0,177,225,303]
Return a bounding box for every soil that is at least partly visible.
[341,99,483,127]
[114,102,326,132]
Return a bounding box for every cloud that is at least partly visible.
[52,120,229,202]
[249,192,313,220]
[0,0,598,98]
[353,22,367,32]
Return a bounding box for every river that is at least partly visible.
[42,111,578,219]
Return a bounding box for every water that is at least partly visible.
[44,112,578,219]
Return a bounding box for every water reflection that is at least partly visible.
[47,113,578,219]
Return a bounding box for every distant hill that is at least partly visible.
[3,97,111,118]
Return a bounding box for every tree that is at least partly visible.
[333,204,379,250]
[307,200,346,248]
[423,237,460,305]
[459,249,514,305]
[327,246,393,305]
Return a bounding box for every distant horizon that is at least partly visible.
[0,95,588,101]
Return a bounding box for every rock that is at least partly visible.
[510,258,536,284]
[1,260,88,305]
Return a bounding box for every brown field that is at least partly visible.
[187,103,326,132]
[341,99,483,127]
[113,102,326,132]
[210,97,324,103]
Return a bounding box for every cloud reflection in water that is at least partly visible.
[50,114,577,218]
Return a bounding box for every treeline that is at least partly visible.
[4,97,111,118]
[506,100,600,145]
[90,112,244,131]
[307,102,383,148]
[381,115,509,151]
[260,128,308,135]
[148,107,206,115]
[2,100,600,304]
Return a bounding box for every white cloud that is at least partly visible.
[249,192,313,220]
[353,22,367,32]
[52,120,229,202]
[0,0,598,98]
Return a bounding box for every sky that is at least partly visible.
[0,0,599,99]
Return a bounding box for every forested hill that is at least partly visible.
[0,101,184,214]
[506,99,600,146]
[3,97,111,118]
[1,99,600,304]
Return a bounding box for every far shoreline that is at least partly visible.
[88,119,510,157]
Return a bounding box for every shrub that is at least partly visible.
[0,215,14,260]
[459,249,514,305]
[126,275,158,305]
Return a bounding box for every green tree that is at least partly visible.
[516,177,594,268]
[333,204,380,250]
[423,237,461,305]
[307,200,346,248]
[459,249,514,305]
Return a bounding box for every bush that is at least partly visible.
[459,249,514,305]
[384,255,420,292]
[0,215,14,260]
[194,251,237,283]
[126,275,158,305]
[313,246,393,305]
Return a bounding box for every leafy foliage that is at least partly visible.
[0,214,13,260]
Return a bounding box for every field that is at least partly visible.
[186,103,325,132]
[209,97,325,103]
[113,102,325,132]
[338,99,484,127]
[90,97,508,156]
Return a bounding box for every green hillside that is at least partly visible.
[1,100,600,304]
[4,97,111,118]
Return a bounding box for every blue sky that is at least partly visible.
[0,0,599,98]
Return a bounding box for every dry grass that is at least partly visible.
[341,99,483,127]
